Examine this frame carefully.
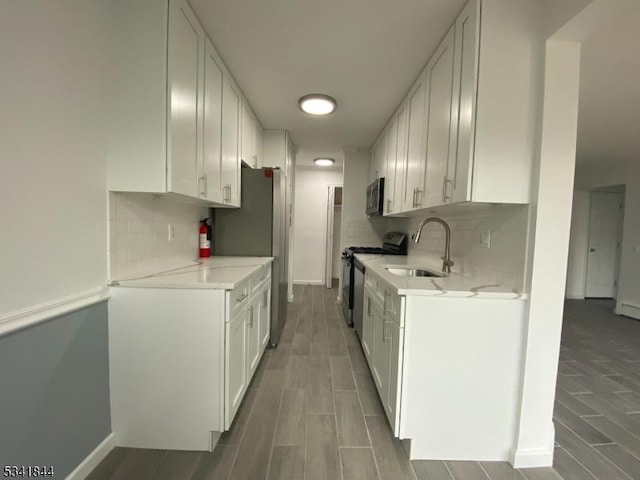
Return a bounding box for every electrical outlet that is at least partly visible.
[167,224,175,242]
[480,229,491,248]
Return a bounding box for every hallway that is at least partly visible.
[87,290,640,479]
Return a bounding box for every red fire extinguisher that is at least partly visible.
[199,219,211,258]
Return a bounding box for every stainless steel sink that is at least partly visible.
[385,267,444,277]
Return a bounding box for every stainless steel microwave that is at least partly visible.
[366,178,384,216]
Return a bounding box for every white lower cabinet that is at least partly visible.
[109,263,272,451]
[246,295,261,378]
[364,276,404,433]
[363,267,527,461]
[225,306,248,427]
[259,281,272,349]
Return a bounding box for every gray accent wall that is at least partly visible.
[0,302,111,478]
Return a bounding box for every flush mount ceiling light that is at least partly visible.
[298,94,337,115]
[314,158,335,166]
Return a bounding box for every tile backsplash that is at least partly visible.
[403,204,529,290]
[108,192,207,280]
[342,216,406,248]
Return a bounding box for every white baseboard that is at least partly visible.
[617,302,640,320]
[565,294,584,300]
[66,433,115,480]
[509,445,554,468]
[292,280,325,285]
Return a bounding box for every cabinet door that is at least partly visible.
[253,122,263,169]
[241,103,255,168]
[394,103,409,213]
[386,319,403,434]
[403,72,428,211]
[422,26,456,208]
[167,0,204,198]
[246,296,261,378]
[221,76,241,207]
[450,0,479,203]
[225,308,247,428]
[259,283,271,349]
[202,39,223,203]
[384,121,398,215]
[371,303,389,395]
[362,290,375,363]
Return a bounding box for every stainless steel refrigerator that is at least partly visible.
[212,168,288,346]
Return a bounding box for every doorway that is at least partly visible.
[325,185,343,288]
[585,187,625,299]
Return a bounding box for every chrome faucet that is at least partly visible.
[413,217,454,274]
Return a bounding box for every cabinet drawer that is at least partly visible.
[250,264,271,298]
[229,279,250,317]
[365,271,385,305]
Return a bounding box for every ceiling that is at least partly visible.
[190,0,466,155]
[189,0,640,171]
[576,0,640,168]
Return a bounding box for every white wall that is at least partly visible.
[574,162,640,318]
[0,0,111,318]
[565,190,591,298]
[292,166,343,284]
[108,193,207,280]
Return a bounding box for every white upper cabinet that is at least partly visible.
[449,0,478,204]
[107,0,263,207]
[394,102,410,212]
[167,0,204,198]
[384,120,398,214]
[202,38,224,203]
[422,26,456,209]
[221,76,241,207]
[374,0,534,215]
[241,102,264,169]
[402,72,428,212]
[241,103,255,168]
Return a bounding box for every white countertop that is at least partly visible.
[355,254,526,300]
[110,257,273,290]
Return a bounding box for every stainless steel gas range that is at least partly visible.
[342,232,407,338]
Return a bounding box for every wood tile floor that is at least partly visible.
[88,291,640,479]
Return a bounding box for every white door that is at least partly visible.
[585,191,623,298]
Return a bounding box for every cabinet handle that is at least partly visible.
[383,291,388,314]
[387,199,392,213]
[236,293,248,303]
[384,320,392,342]
[262,288,268,307]
[199,176,206,198]
[367,296,371,317]
[411,188,416,208]
[415,188,422,207]
[248,306,254,327]
[442,177,452,203]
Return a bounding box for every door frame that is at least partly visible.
[584,188,625,299]
[324,184,342,288]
